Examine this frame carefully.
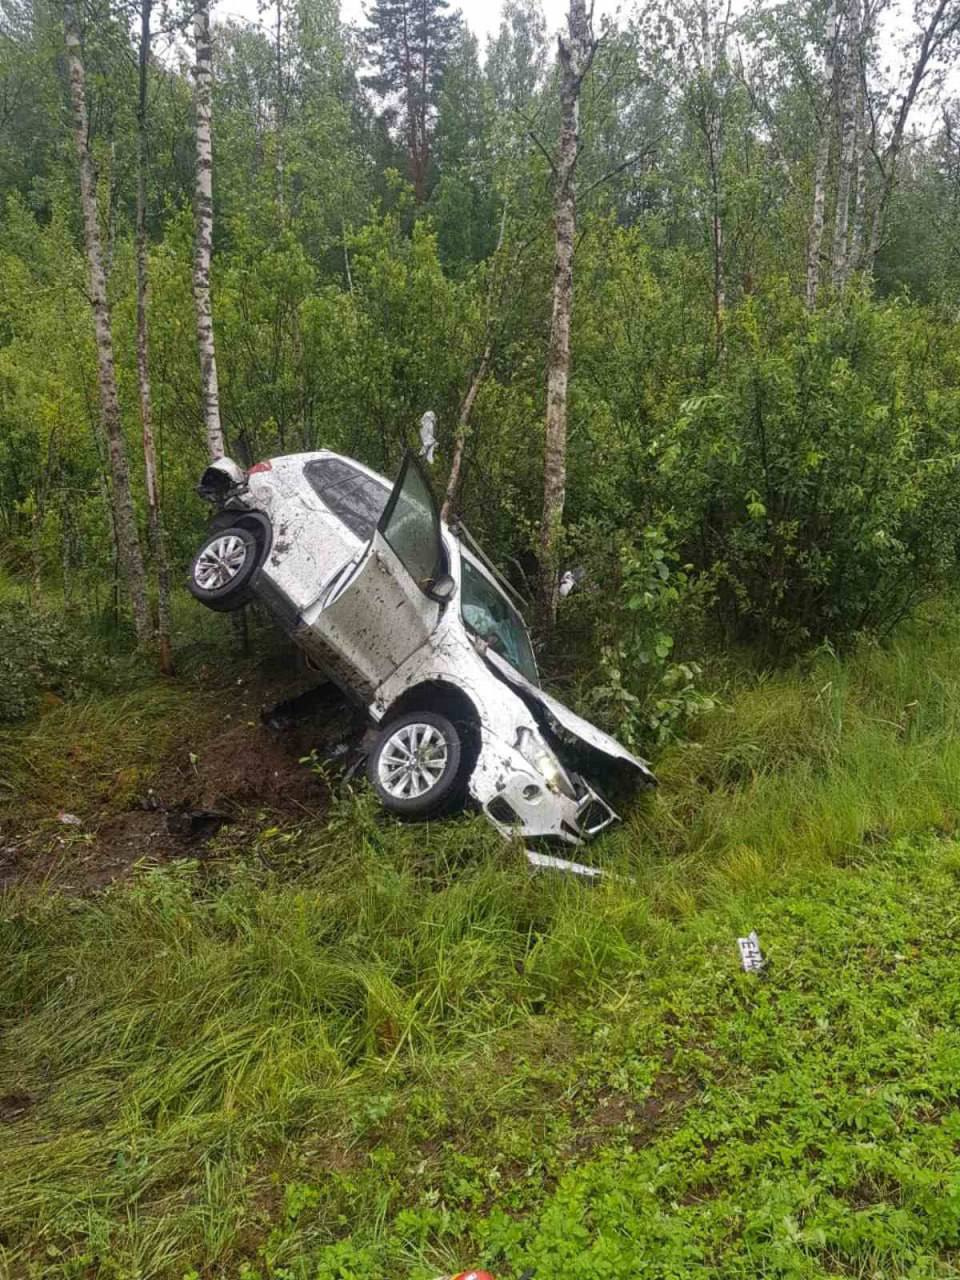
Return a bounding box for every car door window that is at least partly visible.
[304,459,390,541]
[378,455,444,590]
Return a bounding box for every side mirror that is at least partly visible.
[427,573,456,603]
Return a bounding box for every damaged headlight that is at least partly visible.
[515,726,576,799]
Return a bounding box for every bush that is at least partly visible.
[661,294,960,653]
[564,522,715,750]
[0,605,126,721]
[569,225,960,657]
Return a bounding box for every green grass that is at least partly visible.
[0,686,214,819]
[4,606,960,1277]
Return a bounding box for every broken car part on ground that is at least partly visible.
[189,448,656,847]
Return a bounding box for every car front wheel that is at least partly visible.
[188,526,259,612]
[367,710,465,817]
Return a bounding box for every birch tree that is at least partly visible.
[136,0,173,673]
[865,0,960,271]
[805,0,839,308]
[830,0,860,287]
[193,0,225,461]
[539,0,596,624]
[64,0,151,647]
[847,43,871,274]
[689,0,732,355]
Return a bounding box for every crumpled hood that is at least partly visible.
[483,648,657,787]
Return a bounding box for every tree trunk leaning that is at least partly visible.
[866,0,957,273]
[442,204,508,524]
[64,1,152,648]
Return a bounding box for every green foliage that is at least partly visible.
[0,603,131,721]
[575,525,714,749]
[665,295,960,651]
[567,224,960,656]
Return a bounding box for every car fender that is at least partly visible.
[481,647,657,787]
[371,618,547,802]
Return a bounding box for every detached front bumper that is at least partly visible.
[479,767,618,845]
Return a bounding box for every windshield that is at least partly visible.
[460,557,538,685]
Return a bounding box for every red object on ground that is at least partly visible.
[450,1273,496,1280]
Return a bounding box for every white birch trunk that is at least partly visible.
[848,68,869,273]
[193,0,225,462]
[699,0,725,354]
[64,1,151,648]
[539,0,595,624]
[831,0,860,289]
[137,0,173,673]
[805,0,839,309]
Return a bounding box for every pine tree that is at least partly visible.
[363,0,461,202]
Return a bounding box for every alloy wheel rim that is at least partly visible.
[378,722,449,799]
[195,534,249,591]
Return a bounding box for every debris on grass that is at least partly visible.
[526,849,602,880]
[737,930,766,972]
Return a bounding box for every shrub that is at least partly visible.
[661,295,960,653]
[0,604,125,721]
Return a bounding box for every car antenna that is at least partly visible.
[456,520,530,611]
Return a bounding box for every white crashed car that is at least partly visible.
[189,450,655,844]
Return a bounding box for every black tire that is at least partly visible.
[367,710,465,817]
[188,526,260,613]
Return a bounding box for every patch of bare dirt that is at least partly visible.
[149,720,331,815]
[568,1069,701,1161]
[0,1091,33,1124]
[1,678,366,894]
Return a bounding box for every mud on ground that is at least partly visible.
[0,676,366,894]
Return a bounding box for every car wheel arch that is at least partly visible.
[380,680,482,774]
[209,509,273,567]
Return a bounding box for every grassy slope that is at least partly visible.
[4,609,960,1278]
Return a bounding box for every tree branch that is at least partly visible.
[579,142,659,198]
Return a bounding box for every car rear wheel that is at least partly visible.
[188,526,259,612]
[367,710,465,817]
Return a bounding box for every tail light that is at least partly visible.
[248,460,273,476]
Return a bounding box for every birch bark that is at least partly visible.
[805,0,839,309]
[193,0,225,461]
[64,1,151,647]
[699,0,726,355]
[848,67,869,273]
[137,0,173,673]
[539,0,595,624]
[831,0,860,288]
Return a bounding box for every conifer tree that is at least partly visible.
[363,0,461,201]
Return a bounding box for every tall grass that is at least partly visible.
[618,606,960,908]
[4,604,960,1275]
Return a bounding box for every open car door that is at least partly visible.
[298,453,447,699]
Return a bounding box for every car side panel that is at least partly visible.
[245,461,360,613]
